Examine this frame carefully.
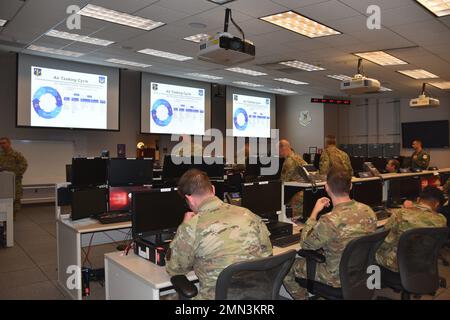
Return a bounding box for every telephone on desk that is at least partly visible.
[225,192,241,206]
[360,162,381,178]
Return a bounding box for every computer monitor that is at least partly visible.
[352,180,383,208]
[65,164,72,183]
[71,187,107,220]
[245,156,284,181]
[211,180,225,200]
[108,186,152,212]
[195,156,225,179]
[71,158,108,187]
[108,158,153,186]
[388,176,422,204]
[132,189,187,237]
[303,186,332,218]
[350,156,365,174]
[240,180,282,219]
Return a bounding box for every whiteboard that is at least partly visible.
[11,140,75,185]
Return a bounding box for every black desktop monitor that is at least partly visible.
[303,186,332,218]
[162,155,192,182]
[108,158,153,187]
[196,157,225,179]
[132,189,187,237]
[350,156,365,174]
[65,164,72,183]
[108,186,152,212]
[368,157,387,173]
[388,176,422,204]
[245,156,284,181]
[211,180,225,200]
[71,187,107,220]
[240,180,282,219]
[71,158,108,187]
[352,180,383,208]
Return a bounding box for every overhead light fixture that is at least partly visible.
[279,60,325,71]
[274,78,308,85]
[429,81,450,90]
[46,29,114,46]
[273,88,298,94]
[27,45,84,57]
[78,4,165,31]
[186,73,223,80]
[232,81,263,87]
[184,33,210,43]
[138,48,193,61]
[327,74,352,81]
[380,86,393,92]
[0,19,7,27]
[415,0,450,17]
[354,51,408,66]
[397,69,439,79]
[226,67,267,76]
[260,11,341,38]
[207,0,236,4]
[105,58,151,68]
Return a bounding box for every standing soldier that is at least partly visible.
[319,135,353,176]
[0,137,28,215]
[411,139,430,170]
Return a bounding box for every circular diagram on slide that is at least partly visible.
[233,108,248,131]
[151,99,173,127]
[32,86,63,119]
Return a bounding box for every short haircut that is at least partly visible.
[389,159,400,171]
[419,186,445,207]
[325,135,337,146]
[177,169,213,197]
[0,137,10,143]
[326,169,351,196]
[413,139,423,147]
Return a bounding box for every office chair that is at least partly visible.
[378,227,449,300]
[170,249,296,300]
[295,230,389,300]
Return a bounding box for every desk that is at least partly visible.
[56,216,131,300]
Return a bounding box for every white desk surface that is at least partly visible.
[59,215,131,234]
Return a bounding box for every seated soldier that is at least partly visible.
[283,170,377,299]
[376,186,447,272]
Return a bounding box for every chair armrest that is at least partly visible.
[170,275,198,299]
[297,249,326,263]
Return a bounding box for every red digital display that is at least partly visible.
[109,186,152,212]
[311,98,351,105]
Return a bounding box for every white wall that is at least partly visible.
[276,95,325,155]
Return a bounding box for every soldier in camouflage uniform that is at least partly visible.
[279,140,308,219]
[319,135,353,176]
[0,137,28,214]
[166,169,272,300]
[376,186,447,272]
[411,139,430,170]
[284,170,377,299]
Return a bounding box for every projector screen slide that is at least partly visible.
[232,94,271,138]
[17,54,120,130]
[149,82,206,135]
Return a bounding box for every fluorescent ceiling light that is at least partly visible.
[397,69,439,79]
[327,74,352,81]
[232,81,263,87]
[0,19,7,27]
[273,88,298,94]
[226,67,267,76]
[184,34,210,43]
[27,45,84,57]
[260,11,341,38]
[274,78,308,85]
[354,51,408,66]
[46,29,114,46]
[429,81,450,90]
[279,60,325,71]
[207,0,236,4]
[186,73,223,80]
[379,86,393,92]
[78,4,165,31]
[138,48,193,61]
[106,58,151,68]
[416,0,450,17]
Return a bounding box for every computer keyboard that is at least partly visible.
[375,210,391,221]
[271,233,301,248]
[97,212,132,224]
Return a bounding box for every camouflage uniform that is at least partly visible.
[319,146,353,176]
[0,149,28,213]
[376,203,447,272]
[281,153,308,219]
[165,196,273,300]
[284,200,377,299]
[411,149,430,170]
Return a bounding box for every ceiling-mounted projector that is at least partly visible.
[340,59,381,94]
[409,83,440,107]
[198,8,255,65]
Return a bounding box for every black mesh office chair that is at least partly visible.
[171,250,296,300]
[295,230,389,300]
[379,227,449,300]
